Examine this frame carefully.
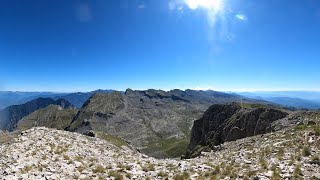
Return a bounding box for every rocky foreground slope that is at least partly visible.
[0,126,319,179]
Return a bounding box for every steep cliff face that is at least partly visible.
[67,89,257,158]
[185,103,288,158]
[0,98,73,131]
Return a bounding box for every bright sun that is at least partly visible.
[184,0,224,12]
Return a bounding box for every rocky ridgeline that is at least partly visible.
[0,126,319,179]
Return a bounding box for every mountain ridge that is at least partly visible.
[0,98,74,131]
[66,89,271,158]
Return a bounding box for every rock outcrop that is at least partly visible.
[0,98,74,131]
[186,103,288,158]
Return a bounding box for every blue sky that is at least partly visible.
[1,0,320,92]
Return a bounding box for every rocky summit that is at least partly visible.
[0,125,319,179]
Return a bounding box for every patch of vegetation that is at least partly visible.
[212,165,220,175]
[313,125,320,136]
[294,125,308,131]
[21,165,33,174]
[125,173,132,179]
[259,157,268,169]
[108,171,124,180]
[157,171,168,178]
[77,166,85,173]
[142,163,155,172]
[272,169,281,180]
[93,165,106,173]
[289,154,295,165]
[96,132,129,149]
[311,155,319,161]
[63,154,70,160]
[54,145,68,154]
[293,164,303,179]
[302,146,311,157]
[75,155,83,161]
[142,137,190,158]
[173,172,190,180]
[42,155,48,160]
[166,163,176,171]
[277,147,284,160]
[244,170,257,178]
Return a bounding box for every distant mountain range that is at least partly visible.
[0,91,61,110]
[234,91,320,110]
[0,89,117,110]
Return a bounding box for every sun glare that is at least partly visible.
[184,0,224,12]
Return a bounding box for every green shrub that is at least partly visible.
[157,171,168,177]
[109,171,124,180]
[314,126,320,136]
[173,172,190,180]
[302,146,311,157]
[93,165,105,173]
[293,164,303,178]
[311,155,319,161]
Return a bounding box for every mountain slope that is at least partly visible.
[67,89,266,158]
[16,105,78,131]
[0,98,73,131]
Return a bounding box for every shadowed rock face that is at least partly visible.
[0,98,74,131]
[186,103,288,158]
[67,89,260,158]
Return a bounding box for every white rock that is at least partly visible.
[244,159,252,164]
[264,171,273,177]
[74,161,82,168]
[79,174,87,179]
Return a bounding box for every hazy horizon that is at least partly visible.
[2,88,320,94]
